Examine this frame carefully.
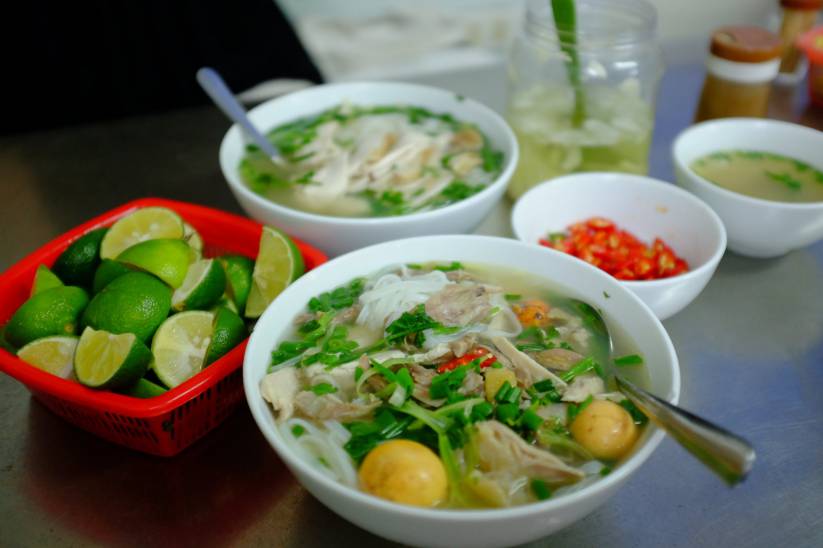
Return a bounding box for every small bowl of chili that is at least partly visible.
[511,173,727,320]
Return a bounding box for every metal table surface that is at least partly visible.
[1,62,823,548]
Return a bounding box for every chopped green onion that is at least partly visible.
[560,356,598,383]
[567,395,594,424]
[530,478,552,500]
[521,409,544,430]
[291,425,306,438]
[619,399,648,425]
[504,293,522,301]
[496,402,520,425]
[614,354,644,366]
[310,383,338,396]
[600,465,613,476]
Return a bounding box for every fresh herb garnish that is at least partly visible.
[310,383,338,396]
[766,170,803,191]
[530,478,552,500]
[308,278,365,313]
[560,356,600,383]
[480,146,504,173]
[385,304,441,346]
[291,424,306,438]
[567,395,594,423]
[614,354,643,366]
[619,399,648,425]
[504,293,522,301]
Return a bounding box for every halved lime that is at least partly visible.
[171,258,226,311]
[74,327,152,389]
[81,272,171,342]
[244,227,304,319]
[100,207,184,260]
[117,239,191,288]
[17,335,78,379]
[183,223,204,261]
[217,255,254,314]
[52,228,107,287]
[205,307,246,365]
[121,377,168,398]
[5,286,90,348]
[92,259,132,293]
[151,311,214,388]
[31,265,64,296]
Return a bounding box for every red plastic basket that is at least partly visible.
[0,198,327,456]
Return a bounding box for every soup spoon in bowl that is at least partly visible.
[196,67,284,164]
[572,300,756,486]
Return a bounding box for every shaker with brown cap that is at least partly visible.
[694,26,783,122]
[777,0,823,82]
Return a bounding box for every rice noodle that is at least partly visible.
[357,270,452,331]
[280,418,359,488]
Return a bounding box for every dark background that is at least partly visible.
[3,0,322,134]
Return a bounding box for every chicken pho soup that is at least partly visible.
[239,104,505,217]
[261,262,648,509]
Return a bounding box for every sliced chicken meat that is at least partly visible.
[260,367,300,421]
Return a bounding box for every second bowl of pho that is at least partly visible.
[244,235,679,547]
[219,82,518,256]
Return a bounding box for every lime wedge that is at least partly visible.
[100,207,184,260]
[74,327,152,389]
[117,239,191,288]
[121,377,168,398]
[183,223,204,261]
[5,286,89,348]
[212,293,239,314]
[52,228,107,287]
[31,265,64,296]
[92,259,132,293]
[217,255,254,314]
[151,311,214,388]
[17,335,78,379]
[205,307,246,365]
[244,226,304,319]
[172,259,226,311]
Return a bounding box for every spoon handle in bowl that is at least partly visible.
[196,67,280,159]
[616,376,756,486]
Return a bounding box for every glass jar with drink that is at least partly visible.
[506,0,665,199]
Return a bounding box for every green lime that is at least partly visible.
[205,307,246,365]
[17,335,78,379]
[100,207,184,260]
[92,259,133,293]
[172,258,226,311]
[245,226,304,319]
[151,311,214,388]
[217,255,254,314]
[212,293,239,314]
[0,326,16,354]
[31,265,64,296]
[183,223,204,261]
[52,228,107,287]
[117,239,191,288]
[81,272,171,342]
[5,286,89,348]
[74,327,151,389]
[120,377,168,398]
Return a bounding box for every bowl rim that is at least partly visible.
[219,81,519,226]
[510,172,728,289]
[672,117,823,211]
[243,234,680,521]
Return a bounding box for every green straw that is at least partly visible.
[551,0,586,126]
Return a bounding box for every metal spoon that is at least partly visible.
[571,300,756,486]
[196,67,281,160]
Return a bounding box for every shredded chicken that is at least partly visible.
[473,420,584,483]
[408,363,445,407]
[449,334,478,358]
[425,284,493,326]
[302,360,361,399]
[459,369,485,397]
[260,368,300,421]
[294,392,380,421]
[531,348,585,371]
[490,336,567,389]
[562,374,606,403]
[410,344,453,363]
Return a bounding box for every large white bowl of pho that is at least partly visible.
[244,235,679,547]
[219,82,518,257]
[673,118,823,258]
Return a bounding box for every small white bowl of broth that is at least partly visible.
[673,118,823,258]
[219,82,518,257]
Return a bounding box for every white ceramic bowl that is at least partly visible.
[673,118,823,258]
[219,82,518,257]
[244,235,680,548]
[510,174,727,321]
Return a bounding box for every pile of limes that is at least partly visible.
[2,206,303,396]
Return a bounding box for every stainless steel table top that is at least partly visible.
[2,63,823,548]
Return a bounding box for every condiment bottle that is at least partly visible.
[695,27,783,122]
[797,26,823,106]
[776,0,823,82]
